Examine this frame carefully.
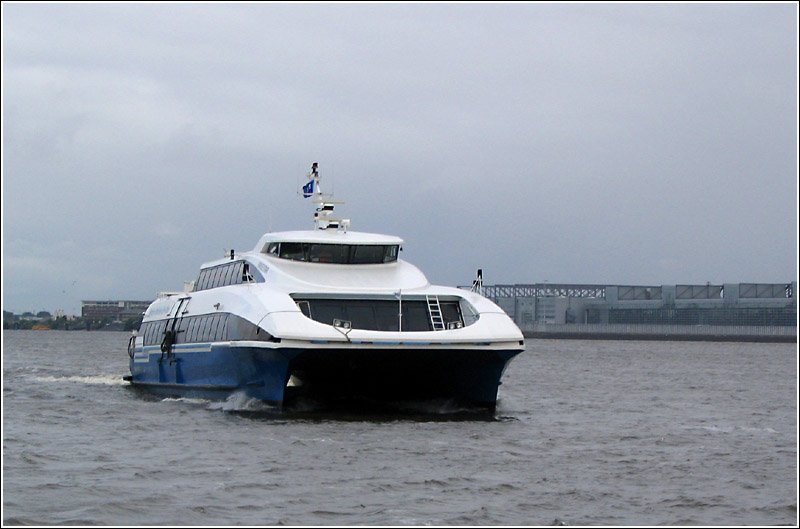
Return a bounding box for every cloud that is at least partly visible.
[2,3,797,313]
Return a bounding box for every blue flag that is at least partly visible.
[302,179,314,198]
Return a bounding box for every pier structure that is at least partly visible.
[464,282,797,342]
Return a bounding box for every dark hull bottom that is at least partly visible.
[286,348,521,411]
[128,345,522,411]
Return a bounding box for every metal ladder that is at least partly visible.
[426,295,445,331]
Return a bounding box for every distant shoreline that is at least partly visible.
[523,331,796,343]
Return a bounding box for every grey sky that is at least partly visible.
[3,3,797,315]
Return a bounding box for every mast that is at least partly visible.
[304,163,349,231]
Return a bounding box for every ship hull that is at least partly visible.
[128,344,522,410]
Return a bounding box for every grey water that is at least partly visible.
[2,330,796,526]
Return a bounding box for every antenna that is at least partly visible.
[303,163,347,231]
[472,269,484,296]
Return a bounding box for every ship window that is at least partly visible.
[403,302,432,332]
[267,243,399,264]
[309,299,345,326]
[219,314,229,340]
[351,245,385,264]
[143,320,168,346]
[193,260,264,292]
[206,315,216,341]
[207,315,218,341]
[373,303,399,331]
[292,298,453,332]
[176,317,189,342]
[307,243,350,263]
[197,316,209,342]
[222,265,234,287]
[214,314,223,340]
[150,321,164,344]
[147,322,158,345]
[207,314,219,341]
[232,262,243,284]
[241,262,252,282]
[346,303,374,329]
[141,322,150,344]
[296,301,311,318]
[212,267,223,288]
[440,301,463,327]
[280,242,305,261]
[186,317,197,343]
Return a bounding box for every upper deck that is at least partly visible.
[254,230,404,266]
[255,230,403,248]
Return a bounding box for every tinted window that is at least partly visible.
[279,242,305,261]
[219,314,229,340]
[232,262,243,284]
[403,302,433,332]
[344,302,376,330]
[373,303,399,331]
[292,299,460,332]
[297,301,311,318]
[149,322,157,345]
[197,316,209,342]
[196,270,207,291]
[440,302,463,327]
[176,317,189,342]
[212,267,223,288]
[269,243,399,264]
[144,320,169,346]
[309,299,345,326]
[209,314,222,340]
[350,245,385,264]
[147,322,157,345]
[225,264,236,286]
[186,317,197,343]
[307,244,349,263]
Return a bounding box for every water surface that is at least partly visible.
[3,331,796,525]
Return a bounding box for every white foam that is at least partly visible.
[206,390,278,412]
[161,397,212,405]
[30,374,128,386]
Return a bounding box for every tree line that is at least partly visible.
[3,312,143,331]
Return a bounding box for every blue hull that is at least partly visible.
[129,343,522,409]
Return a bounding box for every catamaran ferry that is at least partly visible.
[126,164,524,410]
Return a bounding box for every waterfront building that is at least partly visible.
[464,282,797,341]
[81,300,151,321]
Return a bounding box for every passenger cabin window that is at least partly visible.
[264,243,399,264]
[194,260,264,292]
[138,313,275,345]
[292,298,464,332]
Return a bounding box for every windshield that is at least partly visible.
[265,242,398,264]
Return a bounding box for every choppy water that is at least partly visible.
[2,330,797,525]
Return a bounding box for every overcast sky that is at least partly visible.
[2,3,797,315]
